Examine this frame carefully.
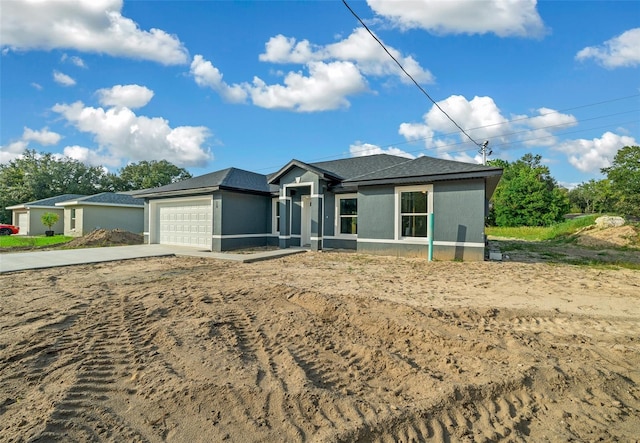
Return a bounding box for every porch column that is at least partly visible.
[310,194,323,252]
[278,196,290,249]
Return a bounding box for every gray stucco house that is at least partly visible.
[55,192,144,237]
[6,194,86,236]
[134,154,502,261]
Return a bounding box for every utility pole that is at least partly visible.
[480,140,491,165]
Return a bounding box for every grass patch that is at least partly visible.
[486,215,598,241]
[0,235,74,250]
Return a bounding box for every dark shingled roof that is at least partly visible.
[133,167,275,198]
[131,154,503,199]
[343,155,503,185]
[57,192,144,207]
[269,154,410,184]
[7,194,87,209]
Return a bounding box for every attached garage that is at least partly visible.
[152,198,213,249]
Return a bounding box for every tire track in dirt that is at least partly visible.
[207,288,309,441]
[31,283,147,442]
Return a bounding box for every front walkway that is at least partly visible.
[0,245,307,273]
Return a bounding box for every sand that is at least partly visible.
[1,252,638,442]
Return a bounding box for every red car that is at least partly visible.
[0,224,20,235]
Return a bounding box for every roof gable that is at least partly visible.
[269,154,411,184]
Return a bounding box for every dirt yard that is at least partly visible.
[1,252,638,442]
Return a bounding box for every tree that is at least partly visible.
[0,150,108,223]
[41,212,59,234]
[489,154,570,227]
[115,160,192,191]
[568,179,614,214]
[601,145,640,218]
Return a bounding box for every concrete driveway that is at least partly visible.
[0,244,306,273]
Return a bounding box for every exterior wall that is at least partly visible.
[357,186,395,240]
[355,180,486,261]
[143,201,150,244]
[14,208,65,236]
[63,207,83,237]
[432,179,486,261]
[217,190,271,251]
[64,205,143,236]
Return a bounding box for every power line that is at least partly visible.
[251,114,637,173]
[341,0,483,148]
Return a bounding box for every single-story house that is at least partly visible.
[55,192,145,237]
[6,194,86,235]
[134,154,502,261]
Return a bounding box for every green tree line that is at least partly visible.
[488,146,639,226]
[0,150,191,223]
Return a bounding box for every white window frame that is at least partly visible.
[271,197,280,234]
[70,207,77,231]
[395,185,433,242]
[335,193,358,239]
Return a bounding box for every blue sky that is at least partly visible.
[1,0,639,188]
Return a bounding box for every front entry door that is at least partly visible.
[301,196,311,246]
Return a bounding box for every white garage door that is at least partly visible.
[17,212,28,235]
[157,200,212,248]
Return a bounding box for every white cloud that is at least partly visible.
[31,82,43,90]
[192,55,368,112]
[62,53,87,68]
[576,28,640,68]
[248,61,368,112]
[366,0,546,37]
[22,127,62,145]
[53,70,76,86]
[190,55,248,103]
[97,84,154,109]
[0,141,28,164]
[1,0,188,65]
[260,35,315,64]
[554,132,637,172]
[63,145,120,167]
[260,28,434,84]
[519,107,578,147]
[0,126,63,164]
[349,142,415,159]
[398,95,578,157]
[192,28,431,113]
[52,100,212,167]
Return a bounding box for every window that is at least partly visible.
[396,185,432,239]
[272,198,280,234]
[70,208,76,230]
[336,194,357,236]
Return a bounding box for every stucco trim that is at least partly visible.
[357,238,484,247]
[212,233,277,239]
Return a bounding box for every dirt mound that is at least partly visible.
[65,228,143,248]
[576,224,640,248]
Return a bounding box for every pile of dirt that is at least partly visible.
[576,224,640,248]
[64,229,143,248]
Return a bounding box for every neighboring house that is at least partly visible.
[134,154,502,261]
[55,192,144,237]
[6,194,86,235]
